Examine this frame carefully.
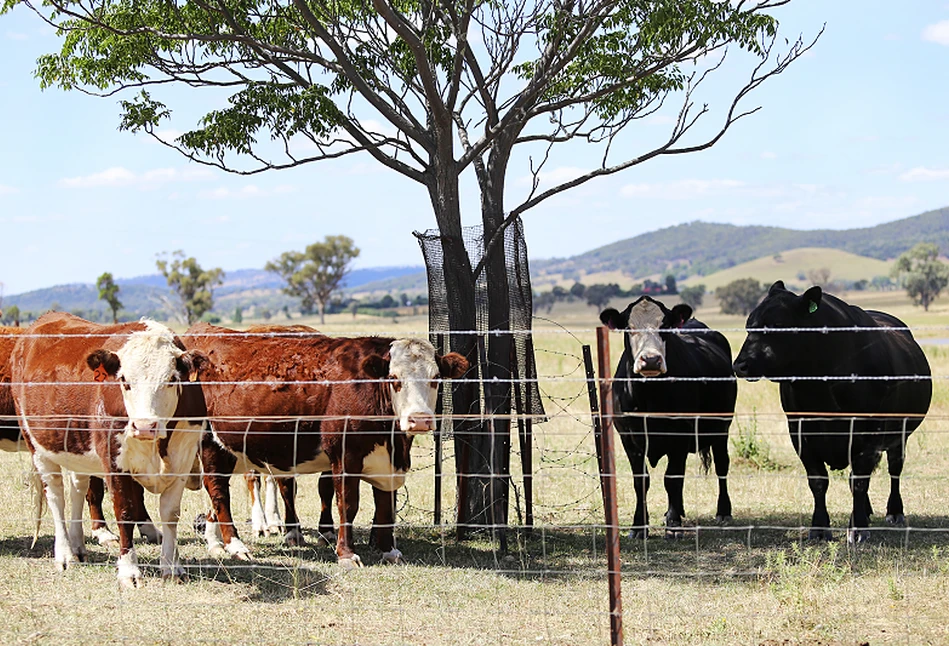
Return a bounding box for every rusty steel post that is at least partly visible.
[594,328,624,646]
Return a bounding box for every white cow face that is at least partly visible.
[87,321,206,440]
[363,339,469,435]
[623,299,668,377]
[600,297,693,378]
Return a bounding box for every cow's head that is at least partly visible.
[361,338,469,435]
[86,320,209,440]
[600,296,692,377]
[733,280,823,380]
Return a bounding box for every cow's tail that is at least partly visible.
[699,446,712,474]
[29,466,44,548]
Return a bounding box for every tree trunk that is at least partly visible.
[318,300,326,324]
[458,158,514,538]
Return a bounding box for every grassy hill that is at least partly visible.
[679,247,893,292]
[533,206,949,281]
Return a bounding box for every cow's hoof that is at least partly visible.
[316,531,336,546]
[118,574,143,589]
[284,529,306,547]
[664,528,685,540]
[139,523,162,545]
[628,528,649,540]
[338,555,363,570]
[715,514,733,525]
[162,568,189,584]
[265,525,283,538]
[207,543,228,560]
[885,513,906,527]
[380,548,403,565]
[92,527,120,548]
[847,528,870,545]
[808,528,833,541]
[226,540,252,561]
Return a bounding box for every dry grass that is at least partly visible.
[1,291,949,645]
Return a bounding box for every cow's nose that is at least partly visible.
[403,413,436,434]
[733,360,747,377]
[130,420,161,439]
[639,354,664,374]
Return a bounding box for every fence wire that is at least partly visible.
[1,323,949,645]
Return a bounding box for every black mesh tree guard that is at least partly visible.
[416,216,545,540]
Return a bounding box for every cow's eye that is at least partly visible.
[389,375,402,392]
[430,379,439,389]
[119,376,131,392]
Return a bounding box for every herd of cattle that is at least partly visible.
[0,280,935,587]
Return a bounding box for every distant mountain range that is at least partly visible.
[532,205,949,281]
[4,206,947,321]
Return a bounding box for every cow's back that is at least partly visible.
[12,313,147,432]
[185,323,396,472]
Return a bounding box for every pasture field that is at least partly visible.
[1,289,949,645]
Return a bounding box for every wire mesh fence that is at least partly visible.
[1,319,948,644]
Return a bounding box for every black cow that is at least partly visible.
[600,296,737,539]
[733,281,932,543]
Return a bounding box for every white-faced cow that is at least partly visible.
[2,325,160,547]
[11,312,207,586]
[185,323,469,568]
[733,281,932,543]
[600,296,737,539]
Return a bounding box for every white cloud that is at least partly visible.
[922,20,949,46]
[0,184,18,195]
[5,31,28,41]
[59,166,213,189]
[646,115,677,127]
[760,151,777,160]
[899,166,949,182]
[199,184,296,200]
[518,166,589,188]
[620,178,745,199]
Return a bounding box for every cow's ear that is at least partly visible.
[599,308,626,330]
[437,352,470,379]
[667,304,692,328]
[87,350,120,382]
[361,354,390,379]
[177,350,210,383]
[802,286,822,314]
[769,280,786,295]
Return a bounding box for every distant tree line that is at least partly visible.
[533,275,678,313]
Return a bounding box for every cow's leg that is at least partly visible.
[799,446,832,541]
[848,452,878,544]
[712,437,733,523]
[87,476,119,547]
[37,460,79,569]
[158,477,188,582]
[333,461,362,569]
[246,472,267,538]
[200,438,250,560]
[107,473,143,588]
[663,452,687,539]
[884,443,907,527]
[66,471,89,560]
[619,432,650,539]
[277,477,305,547]
[370,486,402,564]
[132,481,161,545]
[317,471,336,546]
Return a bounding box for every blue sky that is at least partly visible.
[1,1,948,296]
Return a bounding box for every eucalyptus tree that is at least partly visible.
[5,0,816,530]
[265,235,360,324]
[96,272,122,323]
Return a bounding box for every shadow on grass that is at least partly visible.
[5,514,949,593]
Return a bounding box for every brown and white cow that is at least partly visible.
[185,323,469,568]
[1,325,160,546]
[11,312,207,587]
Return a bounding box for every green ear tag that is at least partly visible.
[808,301,818,314]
